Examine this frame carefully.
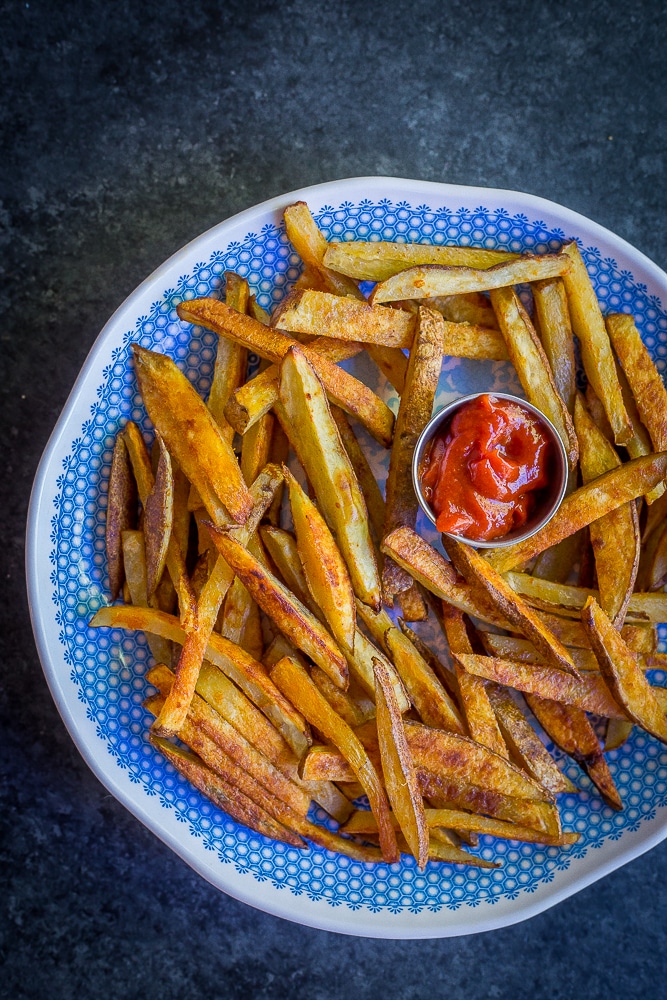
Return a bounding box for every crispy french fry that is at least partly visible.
[273,289,416,349]
[440,604,508,757]
[106,432,138,600]
[177,298,394,446]
[365,345,408,394]
[486,452,667,574]
[346,628,410,712]
[206,272,249,442]
[207,526,349,689]
[323,241,519,283]
[370,253,571,304]
[480,633,599,672]
[279,346,381,609]
[373,656,429,869]
[396,584,428,622]
[383,306,445,603]
[573,394,639,625]
[438,321,509,361]
[443,535,579,677]
[581,597,667,743]
[503,572,667,624]
[606,312,667,452]
[121,529,172,665]
[489,286,577,466]
[283,465,356,651]
[272,655,399,863]
[283,202,363,299]
[397,619,459,701]
[240,412,274,487]
[260,526,319,612]
[310,665,376,728]
[330,406,385,544]
[143,434,174,597]
[532,277,576,415]
[561,242,632,444]
[132,345,252,525]
[220,576,254,645]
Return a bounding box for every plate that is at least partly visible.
[27,176,667,938]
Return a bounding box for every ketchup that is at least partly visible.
[419,394,551,542]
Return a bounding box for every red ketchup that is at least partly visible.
[419,394,551,542]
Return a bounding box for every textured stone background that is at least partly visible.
[2,1,666,996]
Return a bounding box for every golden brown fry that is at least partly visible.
[370,253,571,304]
[207,526,349,688]
[489,286,577,466]
[606,312,667,452]
[273,289,416,349]
[573,394,640,624]
[283,202,363,299]
[206,272,249,442]
[581,597,667,743]
[279,346,381,608]
[240,412,274,487]
[121,529,172,664]
[532,277,576,415]
[396,584,428,622]
[365,344,409,394]
[346,628,411,713]
[106,433,138,600]
[373,656,429,869]
[143,434,174,597]
[383,306,445,603]
[486,452,667,574]
[443,535,579,678]
[260,526,318,613]
[397,619,459,700]
[440,604,507,757]
[177,298,394,446]
[503,572,667,624]
[323,240,519,283]
[561,242,632,444]
[220,576,254,645]
[283,465,356,651]
[309,666,376,727]
[271,655,399,863]
[132,345,252,525]
[438,321,509,361]
[330,406,385,544]
[525,693,622,810]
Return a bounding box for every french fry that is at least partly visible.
[260,526,319,613]
[442,535,580,677]
[220,576,254,645]
[121,529,172,665]
[132,345,252,525]
[606,312,667,452]
[440,604,508,757]
[485,684,577,795]
[365,345,408,394]
[177,298,394,446]
[106,432,138,600]
[310,665,376,727]
[283,201,363,299]
[370,253,571,304]
[346,628,411,712]
[532,277,576,414]
[561,242,632,444]
[573,394,639,625]
[439,321,509,361]
[486,452,667,574]
[396,583,428,622]
[330,406,386,544]
[453,653,625,718]
[373,656,429,869]
[240,412,274,487]
[581,597,667,743]
[489,286,577,466]
[525,693,622,810]
[207,526,349,688]
[323,240,519,282]
[502,572,667,624]
[427,292,499,329]
[206,272,249,442]
[397,619,459,701]
[383,306,445,603]
[480,633,599,672]
[143,434,174,597]
[283,465,356,651]
[273,289,416,349]
[271,655,399,863]
[279,346,381,609]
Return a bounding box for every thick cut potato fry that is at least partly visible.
[443,536,579,678]
[177,298,394,446]
[486,451,667,574]
[330,406,386,544]
[323,241,519,283]
[525,693,622,810]
[373,656,429,869]
[220,576,254,645]
[574,394,639,625]
[454,653,625,718]
[121,529,172,665]
[206,272,249,442]
[606,312,667,452]
[284,465,356,651]
[225,336,363,436]
[581,597,667,743]
[132,345,252,526]
[383,306,445,603]
[532,277,576,414]
[489,286,577,466]
[283,201,363,299]
[561,242,632,444]
[90,604,310,757]
[440,321,509,361]
[260,526,319,613]
[272,655,399,863]
[346,628,411,712]
[481,633,600,672]
[365,345,408,394]
[397,620,459,701]
[370,253,571,304]
[440,604,508,757]
[240,412,274,487]
[208,527,349,688]
[273,289,416,349]
[485,684,577,795]
[309,665,376,728]
[279,346,381,609]
[106,433,138,600]
[503,572,667,624]
[144,434,174,597]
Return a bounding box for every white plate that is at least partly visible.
[27,177,667,938]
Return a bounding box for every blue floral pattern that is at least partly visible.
[48,197,667,916]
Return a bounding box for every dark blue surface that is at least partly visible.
[2,1,667,996]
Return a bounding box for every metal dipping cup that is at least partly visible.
[412,392,569,549]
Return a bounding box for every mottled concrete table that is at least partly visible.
[3,2,666,996]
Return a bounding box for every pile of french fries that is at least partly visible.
[92,201,667,871]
